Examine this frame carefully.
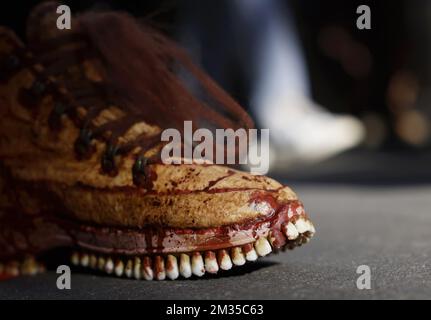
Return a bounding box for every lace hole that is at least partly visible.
[132,156,148,186]
[48,102,68,129]
[4,55,20,70]
[101,144,119,175]
[74,128,94,159]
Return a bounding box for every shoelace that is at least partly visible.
[1,41,161,185]
[1,23,253,186]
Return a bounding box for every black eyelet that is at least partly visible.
[132,156,148,186]
[101,143,120,175]
[74,128,94,159]
[4,54,20,70]
[48,101,69,130]
[54,101,68,115]
[0,54,21,82]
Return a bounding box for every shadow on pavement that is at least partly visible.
[271,149,431,186]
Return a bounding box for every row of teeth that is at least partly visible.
[0,257,45,277]
[71,217,315,280]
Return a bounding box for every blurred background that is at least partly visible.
[2,0,431,183]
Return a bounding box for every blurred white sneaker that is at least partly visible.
[255,95,365,171]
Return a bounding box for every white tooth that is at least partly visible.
[255,237,272,256]
[242,244,258,261]
[105,258,114,274]
[294,218,309,233]
[114,260,124,277]
[166,255,179,280]
[231,247,246,266]
[80,254,90,267]
[125,259,133,278]
[142,257,154,280]
[71,252,80,266]
[90,255,98,269]
[179,254,192,278]
[191,252,205,277]
[155,256,166,280]
[204,251,219,274]
[98,256,106,270]
[285,222,299,240]
[133,257,141,279]
[217,250,232,270]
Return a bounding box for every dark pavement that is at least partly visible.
[1,151,431,299]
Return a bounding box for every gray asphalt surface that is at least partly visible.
[1,180,430,299]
